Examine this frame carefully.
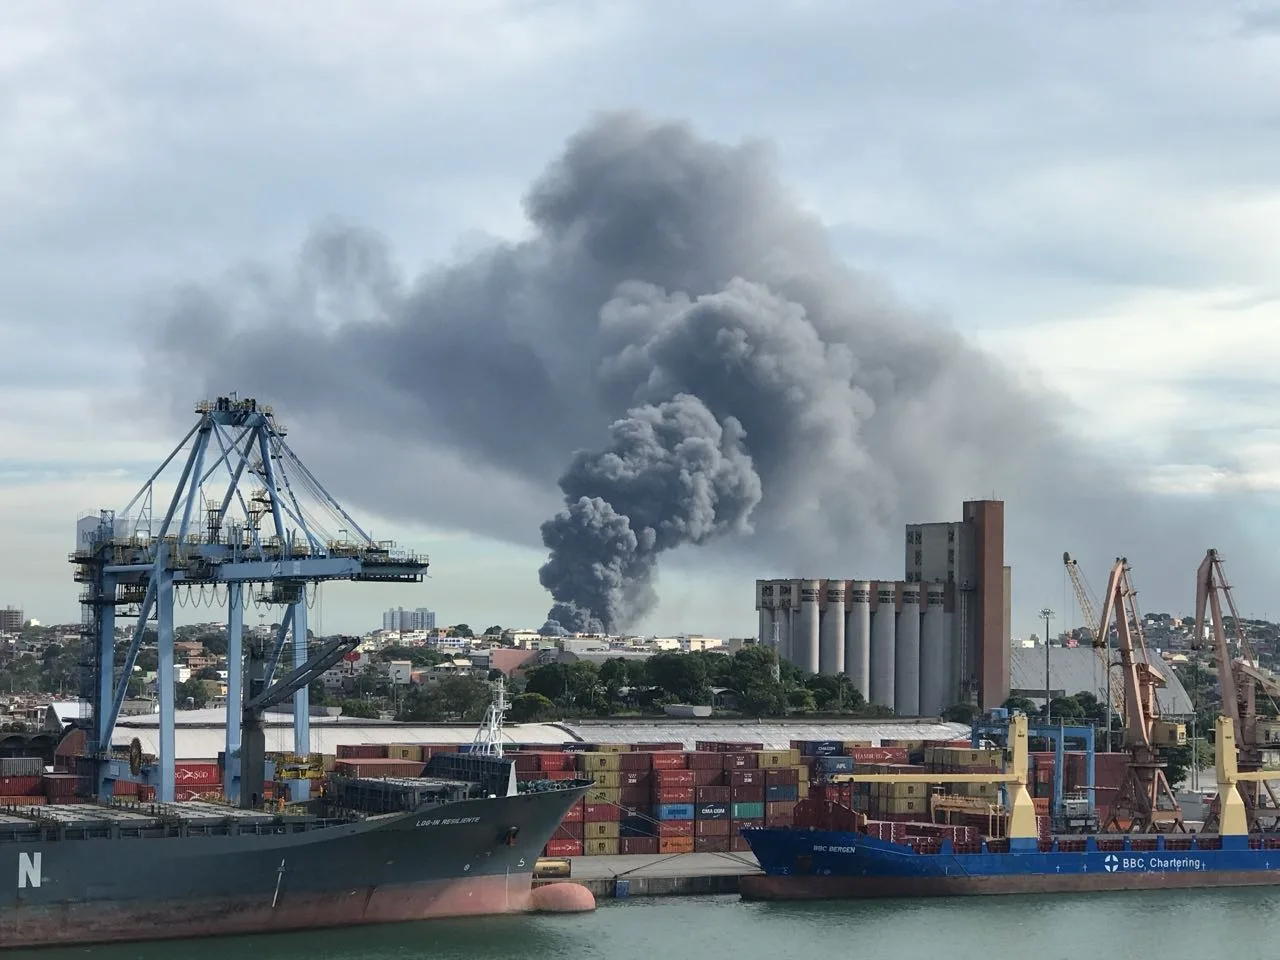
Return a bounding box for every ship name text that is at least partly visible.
[18,852,42,889]
[416,816,483,827]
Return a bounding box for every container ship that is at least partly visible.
[740,714,1280,899]
[0,748,591,949]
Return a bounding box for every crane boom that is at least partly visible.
[1194,548,1279,831]
[1063,552,1124,717]
[1095,557,1184,833]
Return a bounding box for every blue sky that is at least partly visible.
[2,1,1278,637]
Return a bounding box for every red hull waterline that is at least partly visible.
[740,870,1280,900]
[2,873,536,949]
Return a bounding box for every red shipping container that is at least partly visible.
[694,835,731,853]
[687,752,722,770]
[112,779,138,797]
[545,839,583,857]
[139,785,156,802]
[730,834,752,852]
[553,820,585,839]
[722,752,758,770]
[634,742,684,752]
[174,763,221,786]
[618,753,653,772]
[43,774,78,798]
[731,784,765,803]
[536,752,577,771]
[333,758,425,778]
[849,747,909,764]
[651,753,688,770]
[729,770,764,786]
[693,767,724,787]
[619,785,651,805]
[694,818,731,837]
[696,786,731,803]
[652,786,695,804]
[658,835,695,854]
[656,820,694,837]
[0,776,41,797]
[621,836,659,855]
[653,768,694,786]
[561,800,584,822]
[619,771,652,787]
[764,768,799,786]
[174,787,219,802]
[583,803,617,822]
[542,769,575,780]
[336,743,387,759]
[512,754,540,771]
[766,800,797,824]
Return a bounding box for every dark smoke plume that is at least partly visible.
[539,393,762,633]
[146,111,1260,631]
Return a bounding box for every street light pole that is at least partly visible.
[1040,607,1055,723]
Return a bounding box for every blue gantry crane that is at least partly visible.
[973,709,1097,830]
[71,396,429,804]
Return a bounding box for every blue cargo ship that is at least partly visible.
[740,715,1280,899]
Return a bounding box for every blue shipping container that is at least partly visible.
[814,755,855,774]
[766,784,799,802]
[656,803,695,821]
[799,740,845,757]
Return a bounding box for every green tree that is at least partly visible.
[483,625,503,636]
[787,688,816,712]
[509,692,558,723]
[727,646,786,717]
[646,652,710,704]
[524,663,569,703]
[943,702,981,724]
[338,698,380,719]
[449,624,475,638]
[437,676,492,721]
[1003,696,1038,715]
[177,677,211,709]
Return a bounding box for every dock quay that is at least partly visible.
[535,852,760,898]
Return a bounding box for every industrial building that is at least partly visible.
[755,499,1011,715]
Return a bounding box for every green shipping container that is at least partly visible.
[732,801,765,820]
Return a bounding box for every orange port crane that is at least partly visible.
[1193,548,1280,831]
[1093,557,1185,833]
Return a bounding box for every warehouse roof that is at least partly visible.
[107,710,971,760]
[1010,644,1195,717]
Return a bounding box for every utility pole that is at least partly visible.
[1040,607,1055,723]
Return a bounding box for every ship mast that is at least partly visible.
[471,675,508,758]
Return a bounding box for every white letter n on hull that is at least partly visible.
[18,852,41,889]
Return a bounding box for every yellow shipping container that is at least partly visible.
[587,786,621,804]
[797,778,809,799]
[585,838,620,856]
[321,755,337,773]
[844,740,873,749]
[873,781,928,799]
[385,744,424,763]
[881,796,927,815]
[578,752,622,772]
[756,749,801,768]
[590,770,621,788]
[956,782,1000,800]
[583,821,620,839]
[594,743,631,753]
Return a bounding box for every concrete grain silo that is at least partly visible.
[895,584,921,715]
[845,581,872,699]
[819,580,846,675]
[796,579,821,673]
[919,583,947,716]
[870,585,897,710]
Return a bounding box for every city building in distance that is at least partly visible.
[382,607,436,633]
[755,499,1011,715]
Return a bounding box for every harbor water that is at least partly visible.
[6,890,1271,959]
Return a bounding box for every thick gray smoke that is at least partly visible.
[146,111,1260,631]
[540,393,762,633]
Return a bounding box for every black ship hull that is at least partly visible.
[1,785,589,949]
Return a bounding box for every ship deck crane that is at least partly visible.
[71,396,429,805]
[1063,553,1125,731]
[1094,557,1184,833]
[1194,548,1280,831]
